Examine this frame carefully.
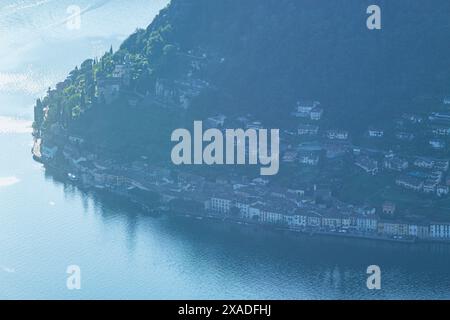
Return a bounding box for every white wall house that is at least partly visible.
[210,197,232,214]
[356,217,378,232]
[310,108,324,121]
[430,224,450,239]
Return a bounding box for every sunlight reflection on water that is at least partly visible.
[0,116,32,133]
[0,176,20,187]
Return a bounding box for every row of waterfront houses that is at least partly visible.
[38,130,450,243]
[205,195,450,241]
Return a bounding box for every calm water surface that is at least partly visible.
[1,0,450,299]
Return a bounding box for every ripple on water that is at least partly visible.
[0,176,20,187]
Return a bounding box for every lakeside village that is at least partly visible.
[32,50,450,244]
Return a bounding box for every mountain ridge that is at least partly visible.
[34,0,450,156]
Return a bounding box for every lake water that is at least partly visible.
[1,0,450,300]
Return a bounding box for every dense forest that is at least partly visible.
[34,0,450,159]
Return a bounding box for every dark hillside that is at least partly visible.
[35,0,450,150]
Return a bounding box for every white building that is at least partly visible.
[210,196,232,214]
[430,223,450,239]
[112,64,131,85]
[310,108,324,121]
[407,224,430,238]
[356,216,378,232]
[433,126,450,136]
[292,215,308,227]
[298,152,320,166]
[368,128,384,138]
[259,209,284,225]
[305,212,322,227]
[384,157,409,172]
[435,160,449,172]
[327,130,349,140]
[296,100,320,114]
[298,124,319,136]
[414,158,435,169]
[322,215,343,229]
[429,112,450,122]
[430,139,446,150]
[423,179,438,194]
[437,185,450,197]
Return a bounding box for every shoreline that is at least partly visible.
[31,139,450,246]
